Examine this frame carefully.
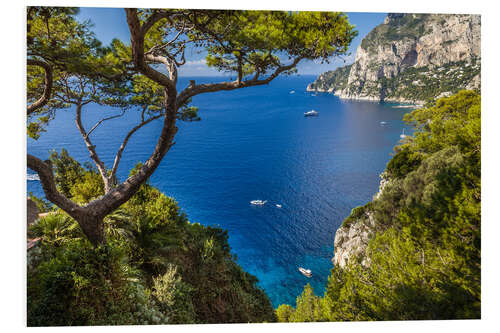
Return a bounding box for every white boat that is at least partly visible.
[380,121,387,125]
[276,204,282,208]
[400,129,407,138]
[290,90,295,94]
[250,200,267,205]
[304,110,319,117]
[298,267,312,277]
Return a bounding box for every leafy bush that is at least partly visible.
[29,213,83,247]
[341,202,373,228]
[151,264,196,324]
[27,240,168,326]
[28,191,52,213]
[276,304,295,322]
[386,146,422,178]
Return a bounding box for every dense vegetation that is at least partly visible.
[276,90,481,321]
[27,152,276,325]
[379,58,481,103]
[360,14,432,54]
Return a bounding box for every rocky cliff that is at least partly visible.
[333,173,389,268]
[308,13,481,103]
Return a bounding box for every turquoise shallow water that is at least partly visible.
[27,75,414,307]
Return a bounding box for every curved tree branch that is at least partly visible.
[145,53,178,84]
[27,58,53,115]
[27,154,80,214]
[110,109,164,180]
[84,87,178,218]
[86,109,126,138]
[125,8,175,91]
[177,56,304,107]
[74,103,111,192]
[28,154,106,245]
[67,9,181,219]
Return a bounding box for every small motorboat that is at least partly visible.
[380,121,387,125]
[400,129,407,138]
[290,90,295,94]
[304,110,319,117]
[276,204,282,208]
[298,267,312,277]
[250,200,267,205]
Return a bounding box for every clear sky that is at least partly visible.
[77,8,387,76]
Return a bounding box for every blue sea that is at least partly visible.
[27,75,414,307]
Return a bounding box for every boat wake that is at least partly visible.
[27,173,40,181]
[250,199,267,205]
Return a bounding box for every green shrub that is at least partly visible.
[28,192,52,213]
[276,304,295,322]
[151,264,196,324]
[27,240,168,326]
[386,147,422,178]
[341,202,373,228]
[29,213,83,247]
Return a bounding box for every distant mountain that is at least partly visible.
[307,14,481,103]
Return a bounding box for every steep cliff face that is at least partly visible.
[333,173,389,268]
[309,14,481,103]
[333,210,375,268]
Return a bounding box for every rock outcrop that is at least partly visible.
[306,64,352,93]
[309,13,481,103]
[333,210,375,268]
[333,173,389,268]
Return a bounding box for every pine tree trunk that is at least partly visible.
[76,214,105,246]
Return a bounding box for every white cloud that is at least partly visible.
[184,59,207,66]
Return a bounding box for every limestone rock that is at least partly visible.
[333,173,389,268]
[333,211,375,268]
[308,14,481,103]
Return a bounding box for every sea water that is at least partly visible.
[27,75,414,307]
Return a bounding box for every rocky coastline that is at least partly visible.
[307,13,481,103]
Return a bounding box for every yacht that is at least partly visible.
[250,200,267,205]
[298,267,312,277]
[304,110,319,117]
